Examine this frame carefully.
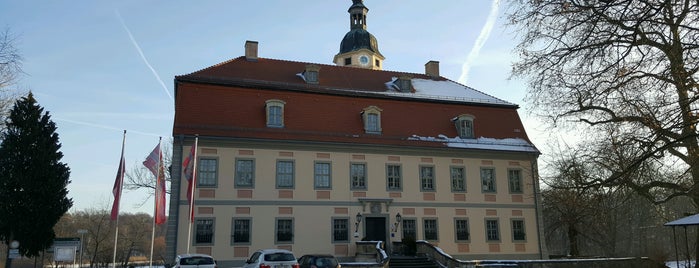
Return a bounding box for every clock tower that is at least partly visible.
[333,0,385,70]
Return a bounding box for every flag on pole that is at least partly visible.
[111,135,126,221]
[143,141,167,225]
[182,138,198,222]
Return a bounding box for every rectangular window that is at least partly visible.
[276,160,294,188]
[458,120,474,138]
[451,167,466,192]
[276,219,294,243]
[235,159,254,188]
[268,105,283,127]
[314,162,332,189]
[231,219,251,244]
[512,219,526,241]
[508,169,523,193]
[332,218,349,243]
[367,113,379,132]
[486,219,500,241]
[481,167,496,193]
[197,159,217,187]
[387,164,402,190]
[350,163,367,190]
[455,219,470,241]
[420,166,435,191]
[423,219,438,241]
[402,219,416,239]
[195,219,214,244]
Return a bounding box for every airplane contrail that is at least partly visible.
[114,9,173,101]
[55,117,164,137]
[458,0,501,85]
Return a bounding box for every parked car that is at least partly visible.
[297,254,341,268]
[242,249,300,268]
[173,254,217,268]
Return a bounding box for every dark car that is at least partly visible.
[297,254,341,268]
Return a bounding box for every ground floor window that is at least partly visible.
[232,218,251,244]
[402,219,416,239]
[486,219,500,241]
[333,218,349,242]
[512,219,526,241]
[423,219,438,241]
[276,218,294,243]
[455,219,470,241]
[195,219,214,244]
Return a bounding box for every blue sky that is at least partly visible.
[0,0,545,215]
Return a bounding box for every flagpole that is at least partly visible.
[149,137,161,268]
[186,135,199,254]
[112,130,126,268]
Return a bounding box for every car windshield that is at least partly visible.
[263,253,295,262]
[313,257,338,267]
[180,257,214,265]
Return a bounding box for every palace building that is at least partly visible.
[165,0,547,266]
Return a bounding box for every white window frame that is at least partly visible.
[265,99,286,128]
[453,114,475,139]
[362,106,383,134]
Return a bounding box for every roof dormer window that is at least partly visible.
[266,99,286,128]
[453,114,475,139]
[361,106,382,134]
[397,75,413,92]
[303,64,320,84]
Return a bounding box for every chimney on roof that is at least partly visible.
[425,60,440,78]
[245,40,258,61]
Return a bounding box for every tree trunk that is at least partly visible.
[568,225,579,257]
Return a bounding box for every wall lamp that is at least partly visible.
[355,212,363,232]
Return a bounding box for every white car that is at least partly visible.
[173,254,217,268]
[242,249,299,268]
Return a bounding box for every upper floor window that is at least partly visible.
[276,160,295,188]
[386,164,402,190]
[481,167,496,193]
[420,166,435,191]
[314,162,332,189]
[198,158,218,187]
[362,106,382,134]
[235,159,254,188]
[453,114,475,139]
[350,163,367,190]
[451,166,466,192]
[265,99,286,128]
[508,169,523,193]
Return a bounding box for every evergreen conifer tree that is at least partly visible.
[0,93,72,259]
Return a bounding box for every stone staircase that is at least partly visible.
[389,256,440,268]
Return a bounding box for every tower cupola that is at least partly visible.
[333,0,385,70]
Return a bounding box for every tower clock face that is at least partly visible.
[359,55,369,65]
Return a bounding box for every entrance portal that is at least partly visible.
[365,217,387,244]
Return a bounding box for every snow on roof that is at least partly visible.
[665,213,699,226]
[408,134,539,153]
[378,78,514,106]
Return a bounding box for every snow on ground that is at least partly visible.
[665,261,695,268]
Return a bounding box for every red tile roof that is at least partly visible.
[174,57,537,153]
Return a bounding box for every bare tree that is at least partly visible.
[507,1,699,206]
[0,28,24,132]
[124,139,172,207]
